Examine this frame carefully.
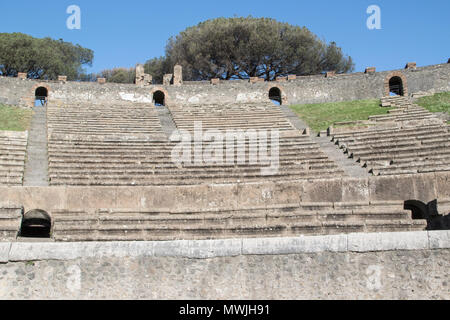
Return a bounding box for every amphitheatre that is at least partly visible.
[0,59,449,299]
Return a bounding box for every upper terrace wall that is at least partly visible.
[1,62,449,107]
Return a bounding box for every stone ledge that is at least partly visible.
[242,234,347,255]
[2,231,449,262]
[347,231,429,252]
[428,230,450,249]
[0,243,11,263]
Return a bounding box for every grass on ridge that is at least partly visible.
[416,91,450,114]
[289,99,392,132]
[0,103,33,131]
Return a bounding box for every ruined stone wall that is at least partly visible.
[1,62,449,107]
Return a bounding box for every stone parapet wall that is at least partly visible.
[0,172,448,213]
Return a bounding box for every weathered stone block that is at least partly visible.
[242,234,348,255]
[173,64,183,86]
[65,187,117,210]
[435,172,450,199]
[327,126,334,136]
[348,231,429,252]
[17,72,27,79]
[211,78,220,85]
[153,239,241,258]
[303,127,310,136]
[163,74,173,86]
[276,76,287,82]
[236,182,277,207]
[115,187,143,209]
[412,173,437,203]
[302,178,342,203]
[369,175,415,201]
[97,77,106,84]
[405,62,417,69]
[342,178,369,202]
[428,230,450,249]
[0,243,10,263]
[249,77,264,83]
[326,71,335,78]
[135,64,146,85]
[206,184,239,210]
[143,73,152,85]
[287,75,297,81]
[272,181,302,204]
[58,75,67,83]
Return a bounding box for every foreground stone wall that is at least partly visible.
[0,172,447,213]
[1,62,449,107]
[0,231,448,299]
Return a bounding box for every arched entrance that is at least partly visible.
[35,87,48,106]
[153,90,165,106]
[384,72,408,97]
[269,87,282,105]
[20,209,51,238]
[388,76,404,96]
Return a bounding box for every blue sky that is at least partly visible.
[1,0,449,74]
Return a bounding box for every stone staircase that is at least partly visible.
[47,101,166,139]
[155,104,177,138]
[47,101,346,186]
[0,206,23,241]
[168,102,296,132]
[23,106,49,186]
[48,133,345,186]
[0,131,28,186]
[329,96,450,176]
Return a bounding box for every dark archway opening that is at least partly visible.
[20,209,51,238]
[404,200,450,230]
[35,87,48,107]
[404,200,428,220]
[269,87,282,105]
[389,76,404,96]
[153,91,165,106]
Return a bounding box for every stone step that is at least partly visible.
[49,172,344,186]
[391,154,450,164]
[332,125,446,140]
[372,165,450,176]
[48,166,341,177]
[335,127,448,143]
[346,141,419,153]
[50,212,425,242]
[359,149,450,164]
[339,132,450,147]
[350,144,450,159]
[48,167,343,179]
[48,159,337,170]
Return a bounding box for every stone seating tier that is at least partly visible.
[330,97,450,176]
[49,201,427,241]
[0,131,28,186]
[0,206,23,240]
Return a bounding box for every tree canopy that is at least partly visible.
[0,33,93,80]
[98,67,135,83]
[145,17,354,82]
